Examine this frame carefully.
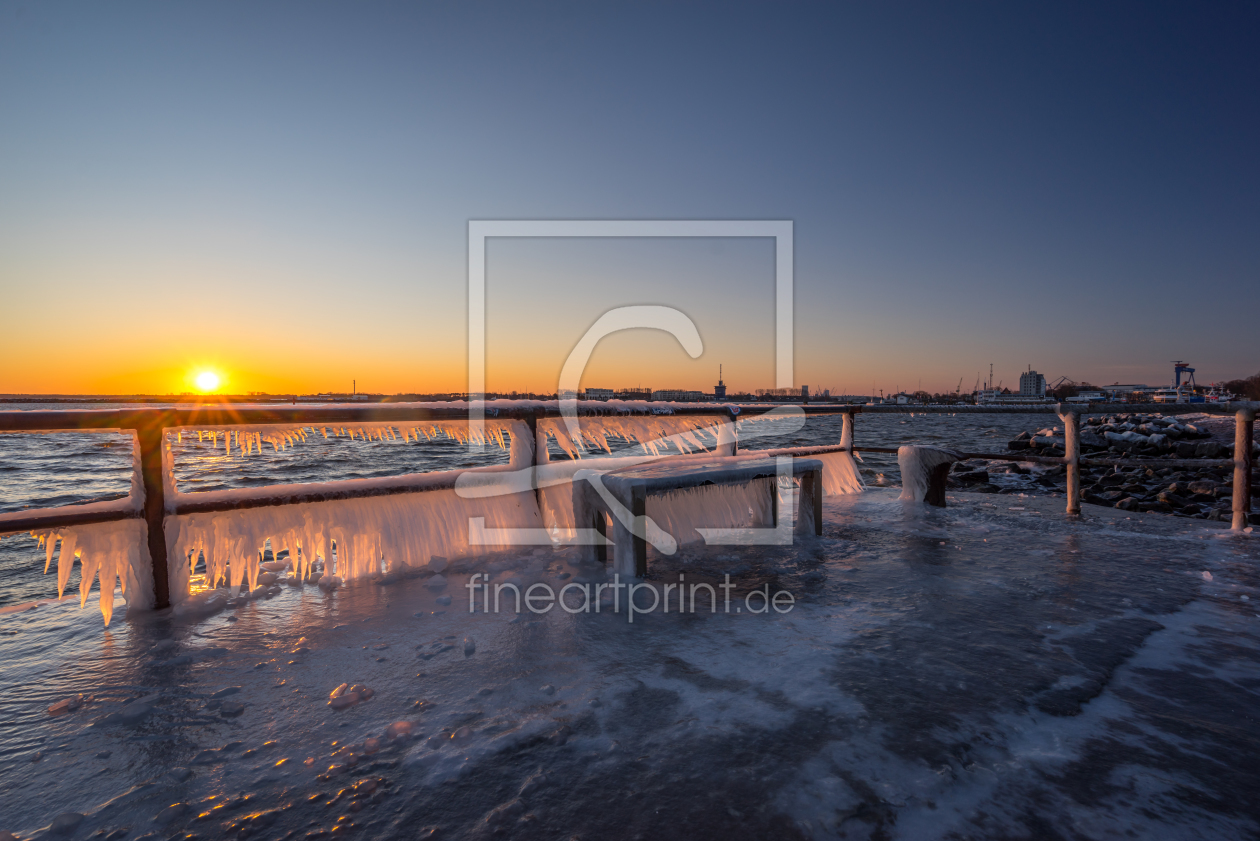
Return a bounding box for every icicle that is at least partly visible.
[55,533,78,599]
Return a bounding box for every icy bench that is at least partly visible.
[573,455,824,578]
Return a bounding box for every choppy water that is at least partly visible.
[0,404,1057,609]
[0,491,1256,840]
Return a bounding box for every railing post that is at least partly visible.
[523,413,542,510]
[1059,404,1081,516]
[136,419,170,609]
[1234,406,1255,531]
[841,411,854,452]
[924,462,951,507]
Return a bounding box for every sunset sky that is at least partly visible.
[1,2,1256,396]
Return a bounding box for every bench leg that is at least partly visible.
[770,478,780,528]
[810,468,823,536]
[631,488,648,578]
[594,512,608,564]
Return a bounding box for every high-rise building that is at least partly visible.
[714,365,726,399]
[1019,369,1047,398]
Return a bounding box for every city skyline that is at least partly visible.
[2,3,1257,395]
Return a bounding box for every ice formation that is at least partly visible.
[166,477,541,605]
[29,520,154,626]
[12,405,866,620]
[897,445,961,502]
[4,433,154,626]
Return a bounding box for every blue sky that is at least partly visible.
[1,1,1256,394]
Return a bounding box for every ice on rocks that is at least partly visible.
[328,683,374,710]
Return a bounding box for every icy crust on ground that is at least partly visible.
[0,491,1256,840]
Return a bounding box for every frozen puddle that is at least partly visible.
[0,489,1257,840]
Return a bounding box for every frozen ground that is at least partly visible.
[0,489,1257,840]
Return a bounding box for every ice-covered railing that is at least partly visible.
[0,402,758,622]
[0,400,1252,625]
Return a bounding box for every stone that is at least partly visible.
[49,813,85,834]
[1194,441,1223,459]
[1115,498,1139,511]
[1188,479,1218,496]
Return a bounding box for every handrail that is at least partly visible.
[0,399,1253,610]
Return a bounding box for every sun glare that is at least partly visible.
[195,371,221,393]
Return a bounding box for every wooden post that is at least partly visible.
[1234,407,1255,531]
[924,463,951,508]
[631,487,648,577]
[135,420,170,609]
[1059,404,1081,516]
[769,478,780,527]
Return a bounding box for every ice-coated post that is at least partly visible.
[714,419,737,456]
[801,467,823,536]
[136,419,170,609]
[898,445,961,507]
[1058,404,1081,516]
[631,487,648,577]
[841,411,854,451]
[522,414,543,509]
[1234,407,1255,531]
[924,463,951,508]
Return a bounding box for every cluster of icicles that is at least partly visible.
[178,413,728,461]
[13,411,863,625]
[18,523,153,626]
[180,421,516,456]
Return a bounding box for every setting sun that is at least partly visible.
[195,371,221,393]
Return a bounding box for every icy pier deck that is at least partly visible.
[0,490,1257,840]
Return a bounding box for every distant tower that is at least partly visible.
[714,365,727,399]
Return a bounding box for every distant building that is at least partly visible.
[652,389,708,402]
[584,388,614,401]
[1019,369,1047,398]
[616,388,652,401]
[801,385,810,401]
[714,365,726,400]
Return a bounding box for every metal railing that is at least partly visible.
[0,403,735,607]
[0,400,1253,610]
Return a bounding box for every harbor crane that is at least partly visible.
[1173,361,1196,390]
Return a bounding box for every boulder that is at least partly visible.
[1187,479,1218,496]
[1194,441,1223,459]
